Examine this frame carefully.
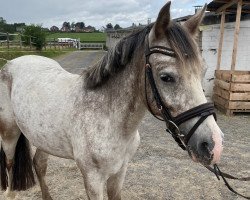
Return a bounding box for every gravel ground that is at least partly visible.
[56,50,105,74]
[1,51,249,200]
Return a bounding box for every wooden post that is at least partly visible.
[54,38,56,50]
[216,11,226,70]
[78,39,81,50]
[231,0,242,71]
[49,39,51,49]
[7,32,9,49]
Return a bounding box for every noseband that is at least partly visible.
[144,37,216,150]
[144,36,250,199]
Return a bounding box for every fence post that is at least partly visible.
[7,32,9,49]
[54,38,56,50]
[78,39,81,50]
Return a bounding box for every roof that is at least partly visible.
[173,15,193,22]
[207,0,250,14]
[106,25,146,33]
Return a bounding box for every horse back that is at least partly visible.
[7,55,68,76]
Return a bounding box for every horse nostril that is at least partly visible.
[199,141,213,159]
[201,141,209,150]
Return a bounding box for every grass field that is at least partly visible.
[0,49,74,69]
[47,32,106,43]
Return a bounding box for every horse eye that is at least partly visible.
[160,74,175,83]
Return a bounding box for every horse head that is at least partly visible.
[144,2,223,166]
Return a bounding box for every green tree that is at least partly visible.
[106,23,113,29]
[71,22,75,31]
[0,17,15,33]
[62,22,71,31]
[50,25,59,32]
[0,17,6,24]
[23,25,46,50]
[114,24,122,30]
[0,17,16,40]
[75,22,85,29]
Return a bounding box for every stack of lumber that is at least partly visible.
[213,70,250,115]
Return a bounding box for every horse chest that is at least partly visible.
[72,128,140,174]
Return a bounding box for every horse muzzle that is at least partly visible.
[187,141,214,165]
[187,129,224,165]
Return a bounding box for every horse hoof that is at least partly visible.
[4,187,16,199]
[42,194,53,200]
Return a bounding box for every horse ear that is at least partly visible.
[154,1,171,38]
[184,4,207,36]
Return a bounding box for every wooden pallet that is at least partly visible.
[214,103,250,116]
[213,70,250,116]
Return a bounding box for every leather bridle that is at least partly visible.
[144,36,216,150]
[144,35,250,199]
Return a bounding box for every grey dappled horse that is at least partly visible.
[0,2,223,200]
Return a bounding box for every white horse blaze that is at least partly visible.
[212,130,224,164]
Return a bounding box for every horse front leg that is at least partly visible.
[76,161,105,200]
[107,131,140,200]
[107,162,128,200]
[33,149,52,200]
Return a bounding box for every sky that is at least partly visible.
[0,0,211,30]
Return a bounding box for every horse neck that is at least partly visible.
[86,49,146,134]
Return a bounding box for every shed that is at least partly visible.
[106,26,145,49]
[206,0,250,115]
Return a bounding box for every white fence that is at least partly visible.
[79,42,104,50]
[46,38,80,49]
[0,32,105,51]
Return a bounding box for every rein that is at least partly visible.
[144,36,250,199]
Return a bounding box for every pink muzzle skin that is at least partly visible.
[211,132,223,164]
[188,132,223,165]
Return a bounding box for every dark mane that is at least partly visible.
[166,22,198,61]
[84,24,153,89]
[84,22,198,89]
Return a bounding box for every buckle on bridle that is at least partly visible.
[166,120,186,150]
[166,120,184,138]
